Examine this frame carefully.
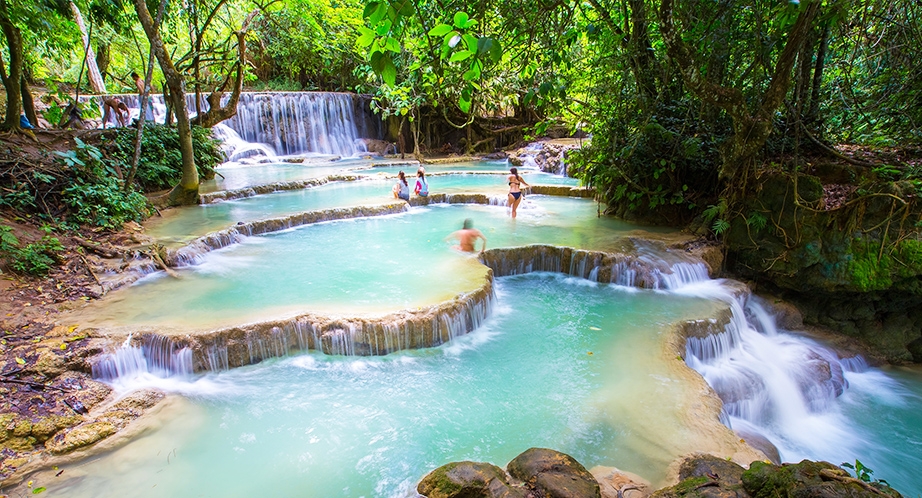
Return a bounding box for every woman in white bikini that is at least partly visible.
[507,167,529,218]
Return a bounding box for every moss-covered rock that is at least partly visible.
[742,460,902,498]
[725,171,922,362]
[417,461,525,498]
[31,414,84,442]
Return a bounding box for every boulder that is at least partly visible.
[652,454,747,498]
[417,461,526,498]
[742,460,903,498]
[507,447,601,498]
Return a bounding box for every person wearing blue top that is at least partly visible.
[392,171,410,201]
[414,167,429,197]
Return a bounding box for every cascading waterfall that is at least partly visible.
[89,92,382,159]
[92,335,194,382]
[677,275,862,463]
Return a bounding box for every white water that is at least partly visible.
[93,92,383,159]
[675,274,922,490]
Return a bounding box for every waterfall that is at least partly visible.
[88,92,383,160]
[680,283,860,463]
[92,335,194,383]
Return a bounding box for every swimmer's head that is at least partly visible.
[463,218,473,230]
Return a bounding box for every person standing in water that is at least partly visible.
[447,219,487,254]
[393,170,410,201]
[414,167,429,197]
[507,167,530,218]
[132,71,155,121]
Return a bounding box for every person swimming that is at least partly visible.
[446,218,487,254]
[507,167,530,218]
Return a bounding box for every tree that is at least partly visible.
[134,0,199,205]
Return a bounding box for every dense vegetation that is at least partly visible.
[1,0,921,287]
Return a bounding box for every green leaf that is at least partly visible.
[462,67,480,81]
[375,19,392,36]
[462,33,477,52]
[459,86,473,113]
[32,487,46,494]
[428,23,453,37]
[476,37,493,55]
[357,27,375,48]
[453,12,469,29]
[368,2,387,25]
[449,50,475,63]
[363,1,381,19]
[391,0,414,16]
[384,37,400,52]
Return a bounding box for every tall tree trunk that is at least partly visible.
[96,42,110,81]
[659,0,821,182]
[70,1,106,94]
[135,0,199,205]
[20,75,36,127]
[0,0,23,130]
[807,22,830,125]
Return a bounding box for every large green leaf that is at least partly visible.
[428,23,453,37]
[459,86,473,113]
[462,33,478,52]
[453,12,469,29]
[370,51,398,86]
[384,37,401,53]
[362,1,381,19]
[357,26,375,48]
[449,50,475,63]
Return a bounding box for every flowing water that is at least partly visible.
[26,94,922,495]
[23,275,735,497]
[83,201,667,331]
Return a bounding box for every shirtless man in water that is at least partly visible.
[447,219,487,254]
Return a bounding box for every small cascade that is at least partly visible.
[92,275,495,379]
[481,245,709,289]
[92,335,193,381]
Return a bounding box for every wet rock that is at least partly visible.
[742,460,903,498]
[733,428,781,465]
[30,414,84,442]
[907,336,922,363]
[417,461,526,498]
[507,447,601,498]
[652,455,746,498]
[32,348,67,377]
[47,421,117,454]
[591,466,651,498]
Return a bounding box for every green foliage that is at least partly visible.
[110,125,223,191]
[62,177,149,230]
[0,225,64,277]
[56,138,152,230]
[841,460,890,487]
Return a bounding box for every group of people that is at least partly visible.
[394,165,531,254]
[392,167,429,201]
